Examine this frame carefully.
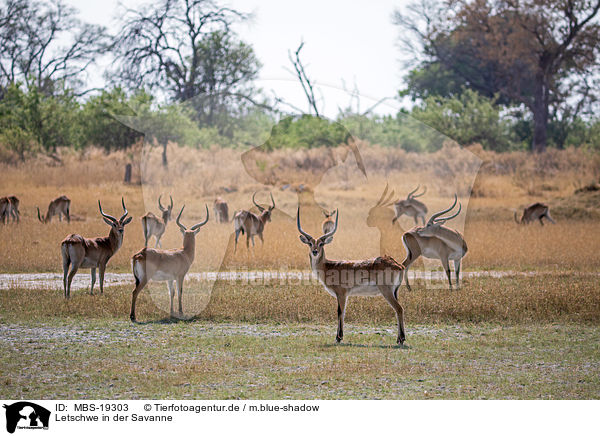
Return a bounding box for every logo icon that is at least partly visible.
[3,402,50,434]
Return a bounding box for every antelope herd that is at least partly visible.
[1,186,559,344]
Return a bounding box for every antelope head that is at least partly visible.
[98,198,133,245]
[298,207,338,261]
[253,192,275,222]
[417,194,461,237]
[158,194,174,222]
[175,204,209,239]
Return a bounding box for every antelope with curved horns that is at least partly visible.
[297,208,407,345]
[141,195,173,247]
[514,202,555,226]
[37,195,71,223]
[393,185,428,225]
[322,209,337,234]
[233,192,275,252]
[61,198,132,298]
[130,204,209,322]
[401,195,467,291]
[214,197,229,223]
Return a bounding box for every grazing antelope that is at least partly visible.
[401,195,467,291]
[233,192,275,252]
[514,202,555,226]
[141,195,173,247]
[297,208,407,345]
[61,199,132,298]
[37,195,71,223]
[393,185,428,225]
[130,205,209,322]
[214,197,229,223]
[322,209,336,234]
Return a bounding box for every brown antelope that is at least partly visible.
[214,197,229,223]
[0,197,8,224]
[297,208,407,345]
[393,185,428,225]
[61,199,132,298]
[322,209,336,234]
[8,196,20,223]
[37,195,71,223]
[141,195,173,247]
[130,204,209,322]
[401,195,467,291]
[0,196,20,224]
[514,202,555,226]
[0,197,16,224]
[233,192,275,252]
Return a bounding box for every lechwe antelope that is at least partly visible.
[514,202,555,226]
[61,199,132,298]
[1,196,19,224]
[214,197,229,223]
[130,205,209,322]
[37,195,71,223]
[392,185,428,225]
[141,195,173,247]
[233,192,275,252]
[401,195,467,291]
[297,208,407,345]
[321,209,336,234]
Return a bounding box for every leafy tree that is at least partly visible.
[395,0,600,152]
[0,83,82,156]
[0,0,110,96]
[79,88,150,151]
[411,89,516,151]
[111,0,264,135]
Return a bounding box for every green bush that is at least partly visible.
[410,89,515,151]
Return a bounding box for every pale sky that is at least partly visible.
[66,0,409,116]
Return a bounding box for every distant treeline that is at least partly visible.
[1,0,600,161]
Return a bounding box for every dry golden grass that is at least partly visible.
[1,144,599,273]
[1,274,599,325]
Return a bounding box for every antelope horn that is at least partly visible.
[322,209,339,239]
[98,200,117,222]
[427,194,458,224]
[269,192,275,210]
[252,192,264,211]
[434,202,462,224]
[383,189,396,207]
[176,205,187,231]
[407,185,420,199]
[158,195,165,211]
[169,195,173,209]
[37,207,44,223]
[296,207,313,240]
[376,183,389,207]
[412,186,427,198]
[119,198,129,223]
[191,204,210,231]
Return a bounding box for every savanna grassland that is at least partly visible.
[1,143,599,399]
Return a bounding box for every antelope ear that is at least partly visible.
[103,217,114,226]
[322,235,334,245]
[122,216,133,225]
[299,234,311,245]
